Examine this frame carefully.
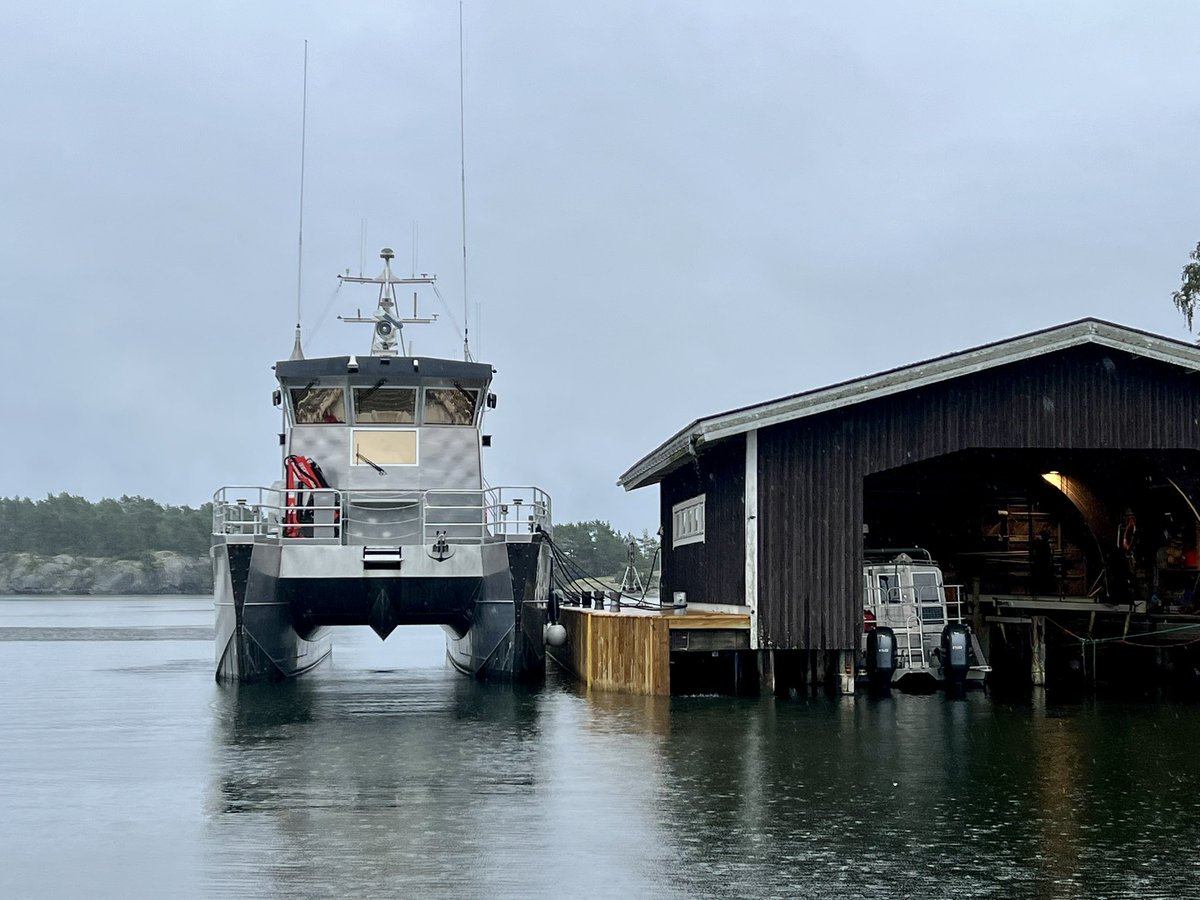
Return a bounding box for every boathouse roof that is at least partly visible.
[618,318,1200,491]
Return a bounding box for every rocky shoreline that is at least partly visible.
[0,552,211,595]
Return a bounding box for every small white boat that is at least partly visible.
[860,550,989,691]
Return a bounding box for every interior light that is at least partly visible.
[1042,471,1066,491]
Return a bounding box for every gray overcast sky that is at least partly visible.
[3,1,1200,533]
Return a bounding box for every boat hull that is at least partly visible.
[213,537,551,683]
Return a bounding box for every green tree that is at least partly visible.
[553,520,658,580]
[636,528,660,562]
[1172,241,1200,331]
[0,494,212,557]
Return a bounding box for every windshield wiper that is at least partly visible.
[356,451,386,476]
[359,378,388,402]
[451,381,477,405]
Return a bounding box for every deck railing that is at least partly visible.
[212,485,551,546]
[863,583,967,630]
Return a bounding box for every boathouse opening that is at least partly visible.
[864,448,1200,609]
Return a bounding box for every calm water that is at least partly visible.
[3,598,1200,899]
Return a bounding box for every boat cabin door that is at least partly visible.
[865,564,948,634]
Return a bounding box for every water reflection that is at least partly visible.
[207,670,551,897]
[202,668,1200,899]
[1029,696,1085,897]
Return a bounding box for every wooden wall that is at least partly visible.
[551,608,752,695]
[659,434,746,606]
[556,607,670,695]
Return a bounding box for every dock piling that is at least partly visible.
[1031,615,1046,687]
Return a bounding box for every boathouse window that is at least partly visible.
[354,386,417,424]
[672,495,705,548]
[423,387,478,425]
[290,387,346,425]
[353,430,418,467]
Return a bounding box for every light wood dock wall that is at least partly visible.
[553,607,751,696]
[556,607,670,695]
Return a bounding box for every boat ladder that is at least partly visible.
[899,615,925,669]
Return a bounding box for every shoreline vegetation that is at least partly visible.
[0,496,659,596]
[0,551,211,595]
[0,494,212,596]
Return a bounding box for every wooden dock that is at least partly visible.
[978,593,1200,689]
[550,605,751,696]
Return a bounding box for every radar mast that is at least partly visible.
[338,247,437,356]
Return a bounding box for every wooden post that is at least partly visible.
[838,649,856,695]
[1031,615,1046,687]
[745,428,759,650]
[758,649,775,695]
[971,577,986,658]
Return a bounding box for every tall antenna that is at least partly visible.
[291,39,309,361]
[358,218,367,277]
[459,2,472,362]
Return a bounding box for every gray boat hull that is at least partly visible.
[214,537,551,683]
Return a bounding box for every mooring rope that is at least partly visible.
[1043,615,1200,648]
[538,527,677,611]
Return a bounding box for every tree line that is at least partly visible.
[0,494,212,558]
[550,519,660,582]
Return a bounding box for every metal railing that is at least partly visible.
[212,485,551,546]
[864,583,966,626]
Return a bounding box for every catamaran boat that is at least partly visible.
[860,550,989,690]
[212,248,553,682]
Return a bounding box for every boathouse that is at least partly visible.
[618,319,1200,687]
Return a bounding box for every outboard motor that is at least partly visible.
[941,623,971,697]
[866,626,897,695]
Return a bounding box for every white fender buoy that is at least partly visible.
[544,623,567,647]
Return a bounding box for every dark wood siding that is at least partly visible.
[758,418,862,650]
[751,345,1200,651]
[660,434,745,606]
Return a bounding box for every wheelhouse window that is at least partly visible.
[878,574,899,604]
[423,387,479,425]
[353,430,418,467]
[912,571,941,604]
[354,386,416,424]
[290,387,346,424]
[671,494,705,548]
